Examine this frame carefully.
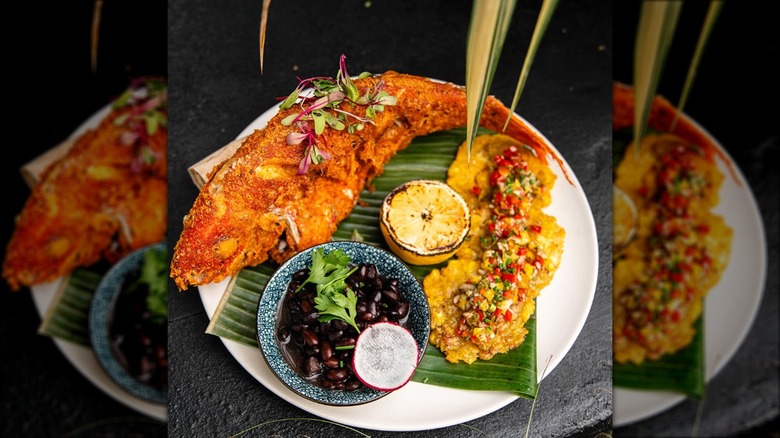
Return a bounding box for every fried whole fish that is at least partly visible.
[171,72,566,290]
[3,79,168,291]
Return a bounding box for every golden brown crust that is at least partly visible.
[171,72,563,290]
[3,107,167,291]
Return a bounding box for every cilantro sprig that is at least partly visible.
[127,245,168,325]
[296,248,361,333]
[280,55,397,174]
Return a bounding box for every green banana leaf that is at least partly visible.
[613,316,706,398]
[206,127,539,398]
[37,267,104,346]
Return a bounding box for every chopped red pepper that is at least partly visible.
[503,310,513,322]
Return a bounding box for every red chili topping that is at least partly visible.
[455,145,548,344]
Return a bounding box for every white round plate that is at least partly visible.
[612,114,767,427]
[197,90,599,432]
[29,105,167,422]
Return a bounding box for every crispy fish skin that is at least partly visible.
[2,108,167,291]
[171,72,563,290]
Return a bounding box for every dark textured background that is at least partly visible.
[1,0,168,436]
[611,2,779,437]
[167,0,611,437]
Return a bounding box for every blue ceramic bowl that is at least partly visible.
[89,242,167,405]
[257,241,430,406]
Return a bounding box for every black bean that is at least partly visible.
[345,379,362,391]
[346,269,362,289]
[323,357,340,368]
[336,337,356,348]
[357,264,368,280]
[302,311,320,324]
[320,340,334,361]
[300,299,313,313]
[287,299,301,312]
[327,330,344,342]
[293,268,309,281]
[382,289,400,303]
[331,320,348,332]
[302,356,322,378]
[326,368,348,382]
[302,328,319,347]
[387,278,399,292]
[303,345,320,357]
[396,300,410,318]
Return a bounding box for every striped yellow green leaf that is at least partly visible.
[672,1,724,129]
[464,0,517,160]
[613,316,706,398]
[37,268,103,346]
[505,0,559,129]
[465,0,558,157]
[632,0,682,155]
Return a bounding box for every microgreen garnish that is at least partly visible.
[280,55,397,174]
[112,76,168,173]
[296,248,361,333]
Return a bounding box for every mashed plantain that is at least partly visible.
[613,133,732,364]
[423,134,565,364]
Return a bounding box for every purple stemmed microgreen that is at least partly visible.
[279,55,397,174]
[285,121,332,174]
[112,77,167,173]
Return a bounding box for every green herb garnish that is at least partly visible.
[296,248,360,333]
[280,55,397,174]
[135,246,168,325]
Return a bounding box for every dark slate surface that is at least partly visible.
[611,2,779,437]
[1,1,167,437]
[167,0,612,437]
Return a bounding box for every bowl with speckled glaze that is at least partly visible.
[256,241,430,406]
